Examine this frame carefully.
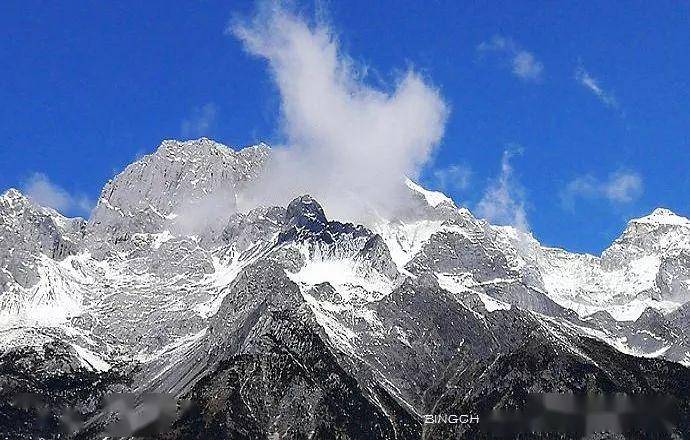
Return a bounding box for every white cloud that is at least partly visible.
[231,4,448,221]
[561,170,643,208]
[575,67,618,108]
[167,187,238,236]
[512,51,543,81]
[605,172,643,202]
[475,150,529,231]
[432,164,472,193]
[22,173,94,217]
[181,103,218,138]
[477,35,510,52]
[478,36,543,81]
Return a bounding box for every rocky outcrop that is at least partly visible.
[3,138,690,439]
[85,138,269,252]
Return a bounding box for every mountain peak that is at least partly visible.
[285,195,327,228]
[156,137,230,159]
[86,138,270,244]
[155,138,271,161]
[404,178,454,208]
[0,188,42,216]
[0,188,80,224]
[631,207,690,227]
[1,188,28,204]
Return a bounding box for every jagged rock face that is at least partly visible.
[285,194,327,229]
[656,251,690,301]
[408,228,513,280]
[86,138,269,252]
[356,234,400,280]
[603,208,690,269]
[4,138,690,439]
[278,194,370,250]
[582,208,690,308]
[163,328,409,440]
[158,262,416,440]
[0,189,84,288]
[221,205,286,254]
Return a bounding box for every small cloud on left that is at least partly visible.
[181,103,218,138]
[21,172,94,217]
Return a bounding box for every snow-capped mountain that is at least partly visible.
[1,138,689,439]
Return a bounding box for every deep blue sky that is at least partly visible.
[1,1,689,254]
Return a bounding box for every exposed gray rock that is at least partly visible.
[0,188,84,289]
[85,138,269,254]
[3,139,690,439]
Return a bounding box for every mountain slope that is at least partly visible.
[1,138,689,439]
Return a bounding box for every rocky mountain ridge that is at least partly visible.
[1,137,689,439]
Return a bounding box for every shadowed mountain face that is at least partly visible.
[1,139,689,439]
[160,266,416,440]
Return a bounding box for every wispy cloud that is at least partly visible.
[431,163,472,193]
[22,172,94,217]
[181,103,218,138]
[575,66,618,108]
[477,36,543,81]
[561,170,643,209]
[475,149,529,231]
[230,3,448,221]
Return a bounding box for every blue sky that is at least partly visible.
[1,1,689,254]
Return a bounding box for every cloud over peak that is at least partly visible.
[22,173,93,217]
[231,4,448,221]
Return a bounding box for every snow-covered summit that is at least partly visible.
[3,137,690,386]
[630,207,690,227]
[4,137,690,436]
[404,177,455,208]
[0,187,85,301]
[1,187,28,205]
[0,187,84,236]
[604,207,690,265]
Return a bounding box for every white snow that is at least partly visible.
[301,291,358,354]
[71,343,111,371]
[436,273,511,313]
[193,253,245,318]
[404,178,454,208]
[476,292,512,312]
[151,230,175,249]
[373,219,444,269]
[4,161,690,382]
[574,323,673,359]
[612,299,680,321]
[631,208,690,227]
[539,250,685,321]
[0,255,86,329]
[135,327,208,363]
[436,273,473,294]
[288,259,393,301]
